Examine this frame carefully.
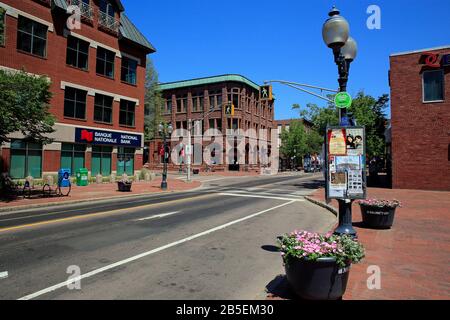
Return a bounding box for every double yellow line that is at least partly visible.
[0,193,214,233]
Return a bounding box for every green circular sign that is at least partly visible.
[334,92,352,109]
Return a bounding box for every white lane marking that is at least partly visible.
[201,178,227,183]
[219,192,305,202]
[0,271,8,279]
[135,211,181,221]
[18,200,295,300]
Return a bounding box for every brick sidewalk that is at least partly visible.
[0,178,201,212]
[267,187,450,300]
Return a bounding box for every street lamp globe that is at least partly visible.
[322,6,349,50]
[341,36,357,61]
[168,123,173,134]
[158,123,163,133]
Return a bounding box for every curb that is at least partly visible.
[304,196,338,216]
[0,183,205,215]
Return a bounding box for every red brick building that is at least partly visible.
[389,46,450,191]
[0,0,155,179]
[147,75,275,172]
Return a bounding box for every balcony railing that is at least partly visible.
[98,11,119,34]
[69,0,94,22]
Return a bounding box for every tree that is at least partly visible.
[0,70,55,144]
[295,91,389,158]
[0,7,5,46]
[144,59,164,141]
[280,120,322,166]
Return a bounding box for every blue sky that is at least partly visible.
[122,0,450,120]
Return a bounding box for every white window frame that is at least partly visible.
[422,69,445,103]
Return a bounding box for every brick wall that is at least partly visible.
[0,0,151,177]
[0,0,147,135]
[390,48,450,191]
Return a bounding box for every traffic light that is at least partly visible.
[224,102,235,116]
[260,85,273,101]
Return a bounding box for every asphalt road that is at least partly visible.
[0,173,335,300]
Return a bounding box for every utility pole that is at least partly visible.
[187,118,192,182]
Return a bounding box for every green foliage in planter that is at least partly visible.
[278,230,365,268]
[139,168,152,180]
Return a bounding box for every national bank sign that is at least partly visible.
[75,128,142,147]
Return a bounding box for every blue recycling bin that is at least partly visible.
[58,168,71,187]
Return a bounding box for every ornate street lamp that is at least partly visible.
[323,6,358,237]
[322,5,357,94]
[159,123,173,190]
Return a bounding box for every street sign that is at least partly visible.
[260,85,273,101]
[224,102,235,116]
[334,92,352,109]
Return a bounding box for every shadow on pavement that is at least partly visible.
[261,245,279,253]
[291,179,325,189]
[265,275,297,300]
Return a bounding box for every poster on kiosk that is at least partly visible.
[325,126,367,201]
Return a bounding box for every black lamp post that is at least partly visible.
[322,6,358,237]
[159,123,173,190]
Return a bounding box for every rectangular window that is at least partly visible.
[117,147,135,176]
[182,97,188,112]
[0,7,5,46]
[166,100,172,114]
[60,143,86,175]
[96,46,115,78]
[94,94,113,123]
[119,99,136,127]
[91,146,112,176]
[64,87,87,119]
[191,96,197,112]
[17,16,47,57]
[10,140,42,179]
[66,36,89,70]
[176,99,182,113]
[423,70,445,102]
[121,56,138,85]
[199,96,204,111]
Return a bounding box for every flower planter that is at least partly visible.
[360,205,396,229]
[117,181,132,192]
[285,257,350,300]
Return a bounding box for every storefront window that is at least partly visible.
[10,140,42,179]
[60,143,86,175]
[117,147,135,176]
[91,146,112,176]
